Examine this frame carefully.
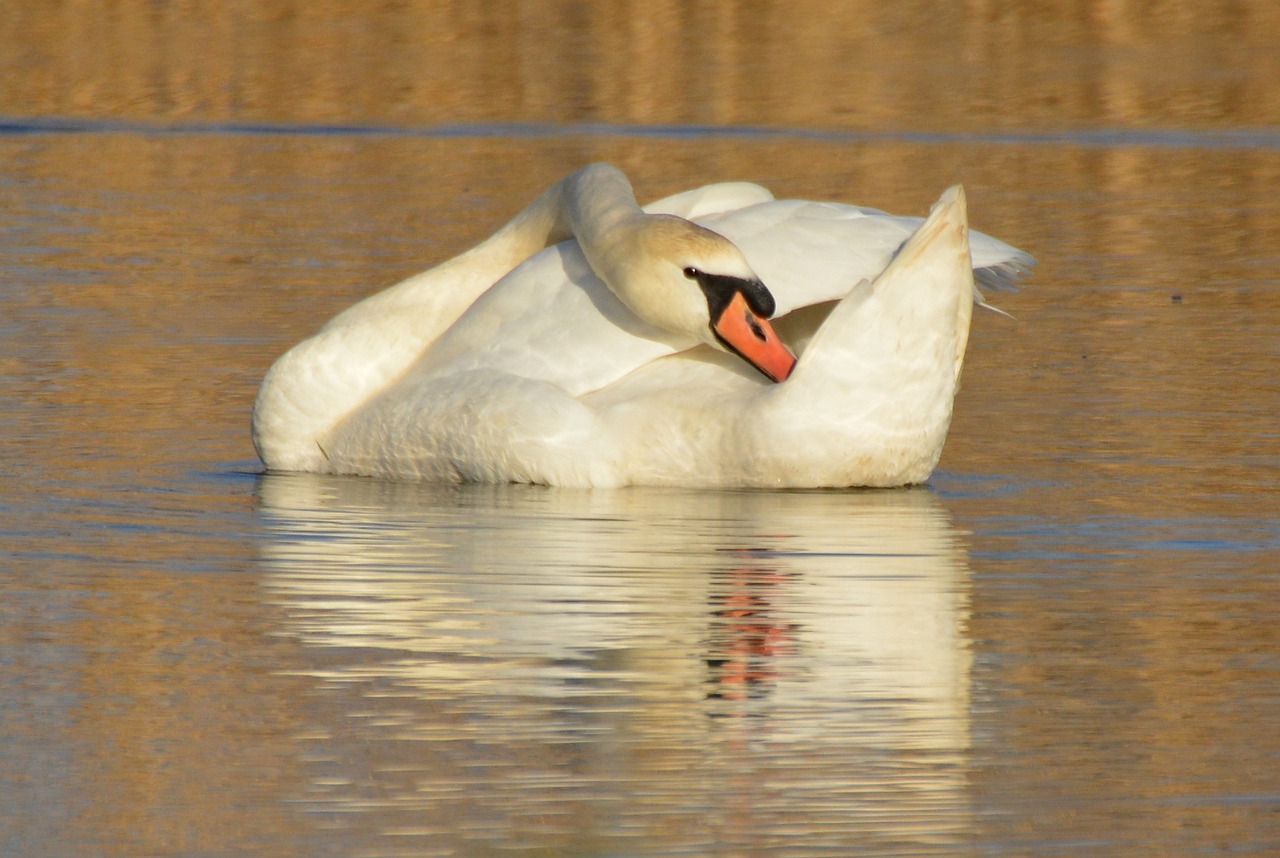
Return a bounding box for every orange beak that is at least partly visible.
[712,291,797,383]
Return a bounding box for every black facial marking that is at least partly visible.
[690,270,777,320]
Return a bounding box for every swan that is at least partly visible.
[252,163,1033,488]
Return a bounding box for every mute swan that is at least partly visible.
[252,163,1032,488]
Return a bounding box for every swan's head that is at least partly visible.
[610,216,797,382]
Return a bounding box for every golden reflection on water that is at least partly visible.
[4,0,1280,131]
[256,476,973,851]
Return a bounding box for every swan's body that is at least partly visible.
[253,164,1032,488]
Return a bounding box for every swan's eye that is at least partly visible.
[682,267,700,279]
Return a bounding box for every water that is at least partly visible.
[3,3,1280,855]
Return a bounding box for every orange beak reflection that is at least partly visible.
[712,291,797,383]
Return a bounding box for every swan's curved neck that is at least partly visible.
[460,163,640,293]
[554,164,691,336]
[558,164,645,255]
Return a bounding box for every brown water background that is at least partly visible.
[2,2,1278,855]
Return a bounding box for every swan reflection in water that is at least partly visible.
[256,475,975,850]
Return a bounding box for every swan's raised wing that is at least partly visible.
[408,187,1034,399]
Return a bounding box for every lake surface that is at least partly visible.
[2,2,1279,855]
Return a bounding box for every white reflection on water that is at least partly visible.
[257,476,975,853]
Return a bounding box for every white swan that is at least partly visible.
[252,163,1032,488]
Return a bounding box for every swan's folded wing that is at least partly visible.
[700,201,919,316]
[645,180,776,219]
[699,200,1034,315]
[405,195,1035,401]
[399,240,690,398]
